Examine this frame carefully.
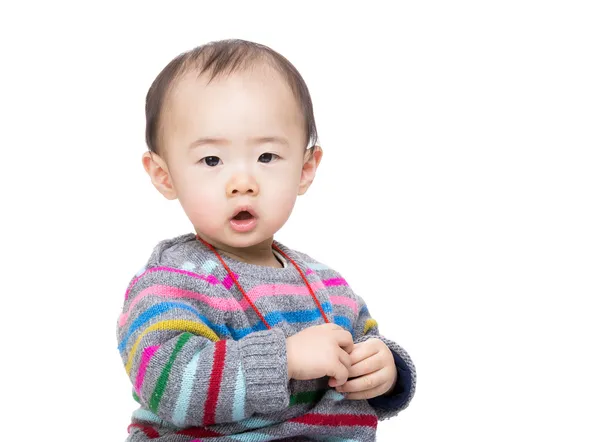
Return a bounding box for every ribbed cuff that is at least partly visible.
[239,328,290,414]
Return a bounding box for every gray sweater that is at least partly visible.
[117,233,416,441]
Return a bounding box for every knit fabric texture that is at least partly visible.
[117,233,416,441]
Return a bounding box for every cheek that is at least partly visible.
[264,168,300,199]
[176,175,223,223]
[263,176,300,220]
[269,161,302,187]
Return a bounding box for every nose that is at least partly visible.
[226,171,259,197]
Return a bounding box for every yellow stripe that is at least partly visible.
[364,318,378,335]
[126,320,219,374]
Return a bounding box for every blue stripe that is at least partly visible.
[263,302,333,327]
[118,302,231,352]
[120,301,351,348]
[229,432,275,441]
[172,350,201,426]
[230,302,341,339]
[132,408,179,429]
[232,363,246,421]
[333,315,352,331]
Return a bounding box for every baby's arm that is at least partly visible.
[117,270,290,427]
[351,295,417,420]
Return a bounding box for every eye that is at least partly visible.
[200,156,222,167]
[258,153,280,163]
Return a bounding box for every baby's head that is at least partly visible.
[142,39,322,253]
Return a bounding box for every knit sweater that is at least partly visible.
[116,233,416,441]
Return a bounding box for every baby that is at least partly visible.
[117,39,416,441]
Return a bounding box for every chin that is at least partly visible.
[228,233,273,249]
[202,230,257,248]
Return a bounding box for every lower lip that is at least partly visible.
[230,217,257,232]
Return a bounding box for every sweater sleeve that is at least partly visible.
[352,295,417,420]
[116,268,290,427]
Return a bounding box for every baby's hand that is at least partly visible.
[286,323,354,386]
[332,338,397,400]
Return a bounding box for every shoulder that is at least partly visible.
[122,233,229,302]
[145,232,205,269]
[134,232,222,274]
[275,240,358,298]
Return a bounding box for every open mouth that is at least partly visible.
[230,207,258,232]
[233,210,254,221]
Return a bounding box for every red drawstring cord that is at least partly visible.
[272,243,330,325]
[196,235,329,329]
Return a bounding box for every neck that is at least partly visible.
[196,234,282,268]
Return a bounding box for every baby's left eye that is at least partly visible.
[258,153,279,163]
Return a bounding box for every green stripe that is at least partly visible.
[150,332,193,412]
[289,389,326,406]
[132,390,141,404]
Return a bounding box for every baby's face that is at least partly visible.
[160,65,310,250]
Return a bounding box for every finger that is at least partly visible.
[337,369,385,394]
[348,352,384,378]
[334,361,349,385]
[328,349,352,387]
[345,382,391,401]
[338,347,352,370]
[348,341,379,365]
[327,361,349,386]
[335,330,354,352]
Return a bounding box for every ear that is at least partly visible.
[142,151,178,200]
[298,145,323,195]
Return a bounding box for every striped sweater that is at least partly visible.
[117,233,416,441]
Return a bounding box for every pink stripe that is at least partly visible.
[124,274,145,300]
[124,266,231,300]
[120,274,355,327]
[135,345,159,394]
[323,277,348,287]
[239,281,355,311]
[329,295,358,315]
[119,284,244,327]
[243,281,326,305]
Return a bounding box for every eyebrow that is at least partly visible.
[189,136,289,149]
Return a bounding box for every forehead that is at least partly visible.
[162,65,305,150]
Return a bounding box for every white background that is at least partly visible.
[1,1,598,441]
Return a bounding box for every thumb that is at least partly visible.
[328,377,341,388]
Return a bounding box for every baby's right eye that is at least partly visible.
[200,156,222,167]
